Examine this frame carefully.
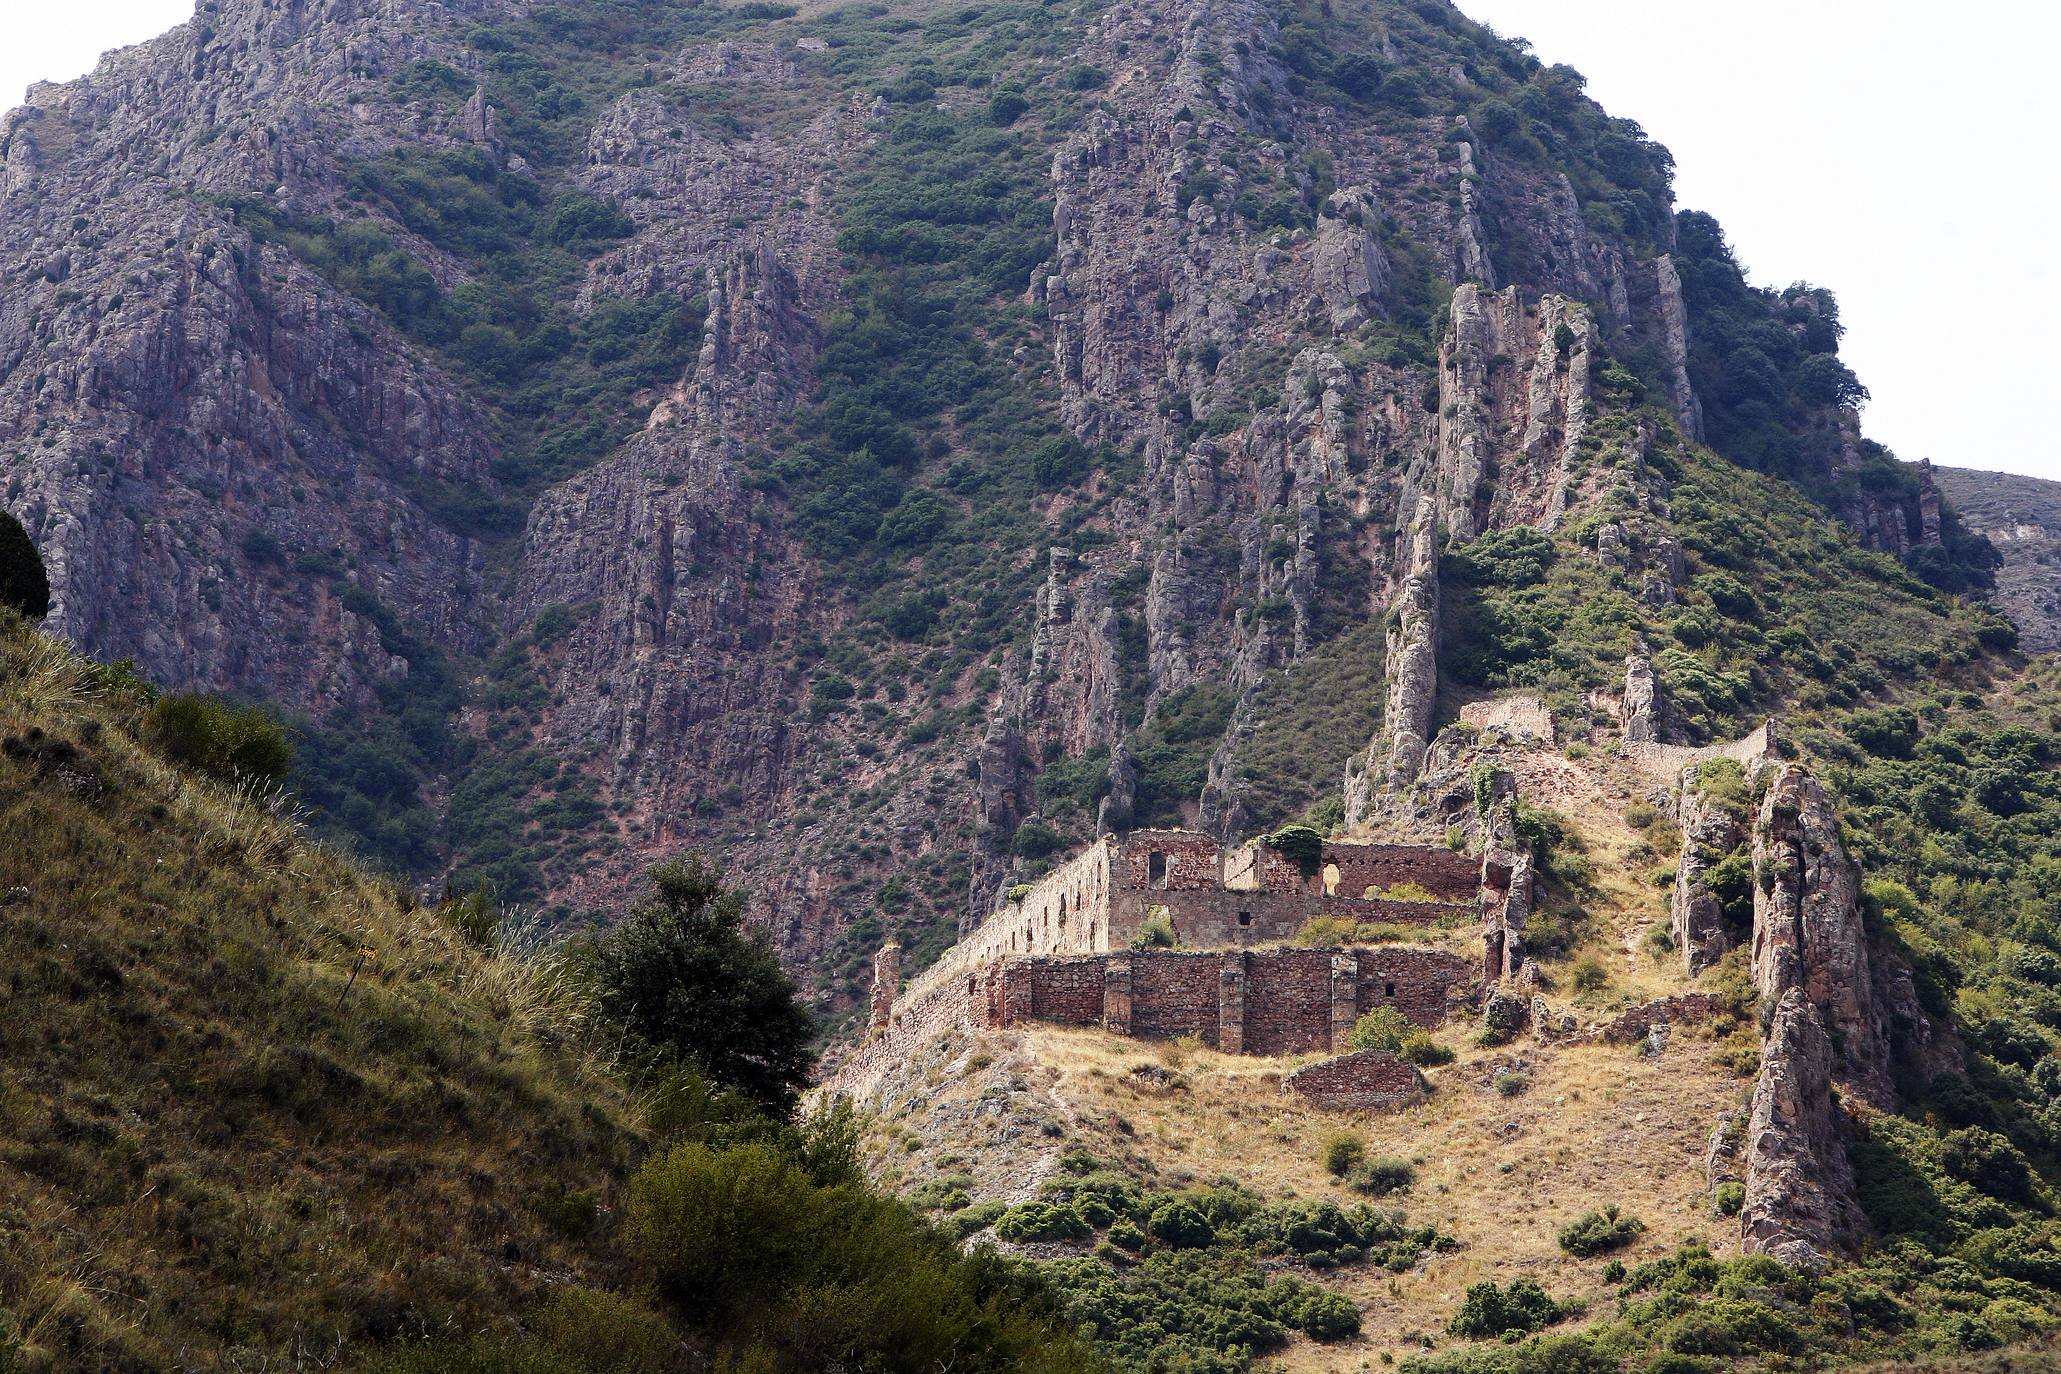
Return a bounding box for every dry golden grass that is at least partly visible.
[855,1005,1750,1367]
[0,622,641,1371]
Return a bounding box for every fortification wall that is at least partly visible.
[1129,888,1462,947]
[1226,841,1480,904]
[995,946,1472,1053]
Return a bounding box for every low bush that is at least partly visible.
[144,693,293,785]
[1323,1132,1366,1177]
[1349,1157,1415,1197]
[1398,1031,1455,1066]
[628,1139,1096,1370]
[1448,1278,1578,1339]
[1131,911,1178,948]
[1558,1205,1645,1257]
[997,1201,1092,1243]
[1348,1006,1411,1053]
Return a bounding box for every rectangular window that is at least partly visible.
[1148,851,1168,888]
[1237,911,1252,927]
[1384,982,1396,998]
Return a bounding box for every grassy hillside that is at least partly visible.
[0,616,1096,1374]
[0,619,643,1368]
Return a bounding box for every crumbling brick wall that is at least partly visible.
[1128,953,1223,1043]
[1354,948,1471,1027]
[1001,956,1105,1027]
[1235,841,1479,903]
[1285,1051,1428,1111]
[1117,830,1225,892]
[1242,950,1335,1055]
[994,947,1473,1054]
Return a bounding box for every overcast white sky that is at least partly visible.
[4,0,2056,480]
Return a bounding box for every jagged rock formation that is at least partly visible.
[1741,987,1865,1268]
[1735,763,1947,1265]
[1669,769,1744,974]
[0,0,2008,1005]
[1620,649,1667,745]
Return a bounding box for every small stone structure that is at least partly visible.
[1285,1050,1428,1112]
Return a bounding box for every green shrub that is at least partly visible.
[1713,1182,1745,1217]
[1348,1006,1411,1053]
[996,1201,1092,1243]
[627,1139,1095,1370]
[0,512,51,620]
[144,694,293,785]
[1448,1278,1577,1339]
[1557,1205,1645,1257]
[1107,1219,1146,1251]
[1940,1126,2037,1204]
[1148,1199,1216,1248]
[1323,1132,1366,1177]
[588,858,816,1110]
[1264,822,1326,873]
[1569,957,1609,993]
[1131,911,1178,949]
[1398,1031,1454,1067]
[1348,1157,1415,1197]
[1495,1071,1529,1098]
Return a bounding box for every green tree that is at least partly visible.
[0,512,50,620]
[590,857,816,1110]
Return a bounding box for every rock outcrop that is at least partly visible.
[1735,763,1930,1265]
[1670,768,1746,974]
[1740,988,1864,1268]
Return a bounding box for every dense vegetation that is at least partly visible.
[907,1146,1450,1373]
[0,617,1096,1373]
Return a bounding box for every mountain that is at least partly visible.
[0,0,2003,1019]
[1934,466,2061,652]
[8,0,2061,1371]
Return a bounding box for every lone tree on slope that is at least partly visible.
[0,512,49,621]
[589,856,817,1111]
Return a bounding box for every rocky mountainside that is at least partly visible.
[1935,465,2061,652]
[0,0,2009,1022]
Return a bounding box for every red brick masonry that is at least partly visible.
[994,946,1472,1054]
[1284,1050,1428,1111]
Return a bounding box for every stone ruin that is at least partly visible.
[846,829,1516,1089]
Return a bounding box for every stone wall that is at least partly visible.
[1000,955,1105,1027]
[1243,951,1335,1055]
[1285,1051,1428,1111]
[1223,838,1480,904]
[1115,830,1225,891]
[1354,946,1469,1026]
[1127,953,1224,1043]
[995,946,1472,1054]
[1147,887,1461,946]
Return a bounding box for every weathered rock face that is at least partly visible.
[1740,987,1864,1269]
[1620,650,1665,745]
[0,0,1989,1016]
[1933,464,2061,652]
[1735,763,1943,1263]
[1669,772,1744,975]
[1750,764,1888,1099]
